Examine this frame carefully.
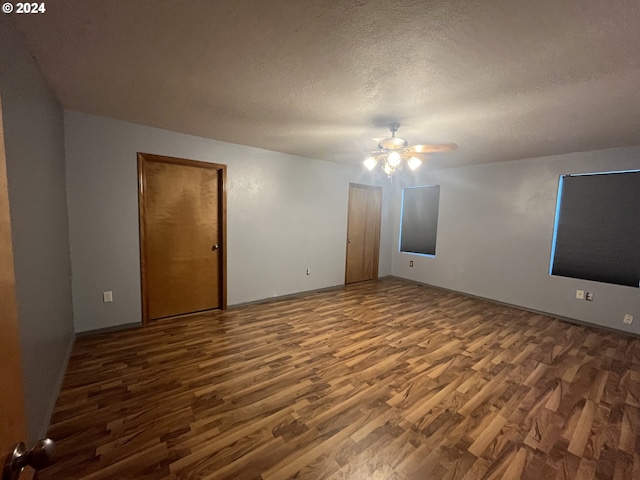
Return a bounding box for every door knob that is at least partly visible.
[3,438,55,480]
[211,244,219,250]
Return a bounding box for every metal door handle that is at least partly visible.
[3,438,55,480]
[212,244,219,250]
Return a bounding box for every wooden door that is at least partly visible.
[0,92,28,466]
[345,183,382,284]
[138,153,226,323]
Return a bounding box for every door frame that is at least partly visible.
[137,153,227,325]
[0,91,28,454]
[344,183,382,284]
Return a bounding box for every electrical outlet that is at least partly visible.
[585,292,594,301]
[409,260,414,267]
[306,268,310,275]
[576,290,584,300]
[102,291,113,302]
[623,314,633,325]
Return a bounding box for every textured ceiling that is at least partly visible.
[11,0,640,169]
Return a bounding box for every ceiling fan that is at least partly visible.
[363,123,457,176]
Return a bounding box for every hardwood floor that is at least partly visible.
[39,278,640,479]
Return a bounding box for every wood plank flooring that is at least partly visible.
[38,278,640,479]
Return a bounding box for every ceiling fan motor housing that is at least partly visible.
[378,124,408,150]
[379,137,408,149]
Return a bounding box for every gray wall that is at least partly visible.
[0,17,75,442]
[392,146,640,334]
[64,111,392,333]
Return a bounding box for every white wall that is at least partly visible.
[391,146,640,334]
[0,17,75,442]
[65,111,392,333]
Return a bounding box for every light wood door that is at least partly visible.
[138,154,227,323]
[0,92,28,468]
[345,183,382,284]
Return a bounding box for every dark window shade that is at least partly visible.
[551,171,640,287]
[400,185,440,255]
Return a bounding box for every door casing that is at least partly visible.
[0,91,28,459]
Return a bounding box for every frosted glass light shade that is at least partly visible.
[387,150,401,167]
[408,156,422,171]
[363,157,377,171]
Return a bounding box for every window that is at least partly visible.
[400,185,440,256]
[550,169,640,287]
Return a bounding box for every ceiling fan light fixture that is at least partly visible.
[408,156,422,171]
[363,156,378,171]
[362,124,456,177]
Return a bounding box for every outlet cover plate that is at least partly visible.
[576,290,585,300]
[623,314,633,325]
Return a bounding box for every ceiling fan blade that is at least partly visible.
[405,143,458,154]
